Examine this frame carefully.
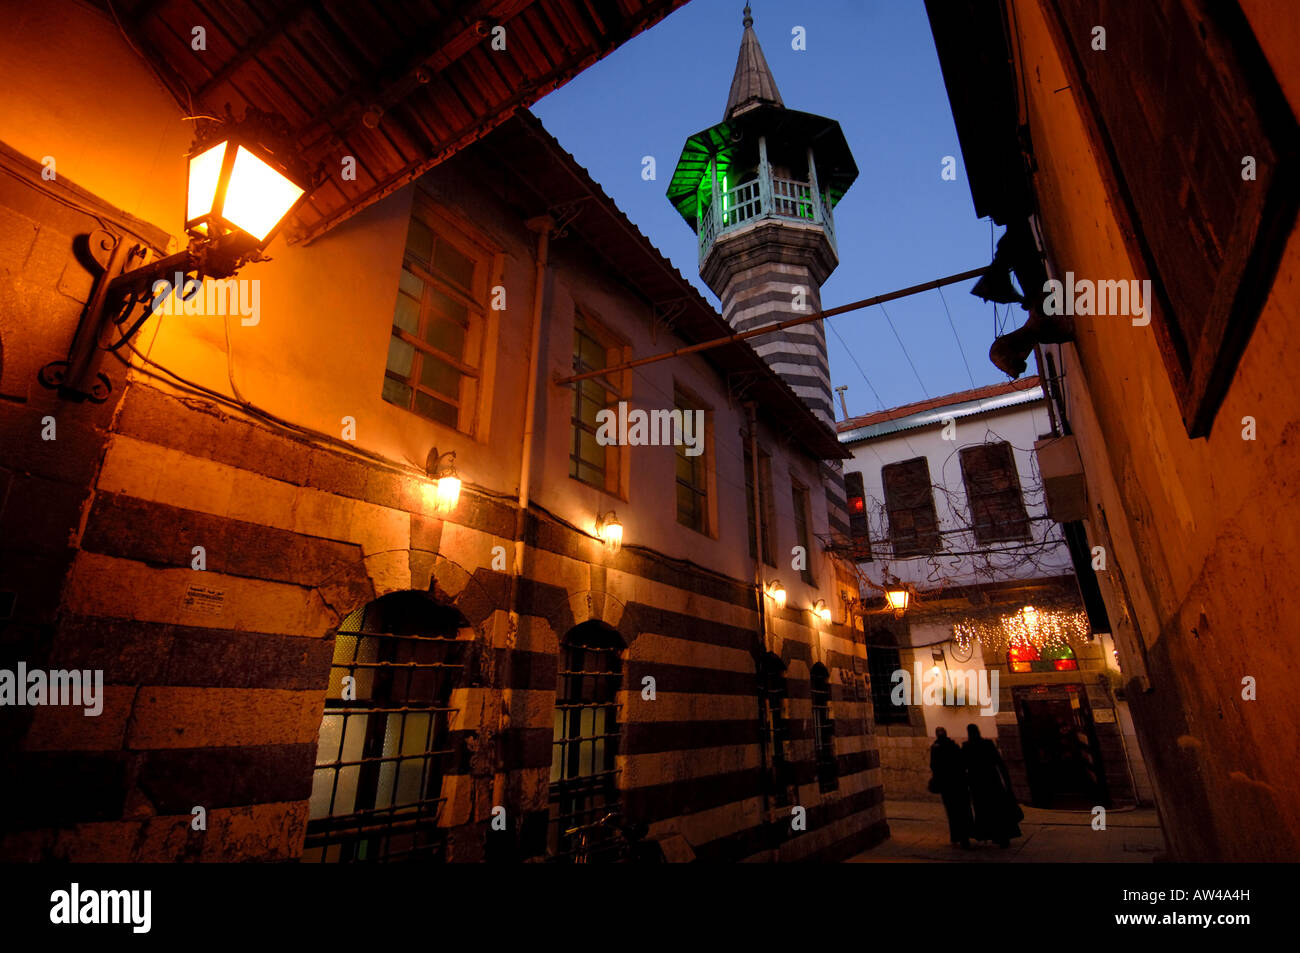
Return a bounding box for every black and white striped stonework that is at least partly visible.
[720,263,835,426]
[821,461,850,539]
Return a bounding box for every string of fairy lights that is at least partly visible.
[952,603,1092,657]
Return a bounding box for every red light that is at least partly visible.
[1053,658,1078,671]
[849,496,865,514]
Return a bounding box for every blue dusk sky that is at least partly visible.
[532,0,1031,419]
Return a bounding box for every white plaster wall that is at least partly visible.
[844,399,1074,591]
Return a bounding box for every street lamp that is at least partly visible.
[766,580,787,608]
[885,588,910,618]
[39,107,314,402]
[813,599,832,624]
[425,448,461,515]
[596,511,623,554]
[185,136,305,246]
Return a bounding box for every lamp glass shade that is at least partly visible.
[599,517,623,552]
[769,583,786,608]
[433,476,461,514]
[885,589,910,613]
[222,146,305,241]
[187,141,228,234]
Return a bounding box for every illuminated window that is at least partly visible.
[549,622,624,861]
[305,593,468,862]
[811,664,838,793]
[383,201,485,433]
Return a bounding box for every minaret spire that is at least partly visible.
[726,5,783,119]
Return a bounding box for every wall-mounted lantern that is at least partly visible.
[425,448,461,515]
[766,580,787,608]
[595,511,623,554]
[812,599,832,624]
[39,107,315,402]
[184,135,305,247]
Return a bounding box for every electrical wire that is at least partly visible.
[937,284,977,389]
[879,300,929,400]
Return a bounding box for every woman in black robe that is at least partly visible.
[962,723,1023,847]
[929,727,973,848]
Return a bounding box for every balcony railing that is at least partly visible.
[698,170,836,263]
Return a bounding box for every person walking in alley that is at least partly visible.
[929,727,973,848]
[962,724,1023,848]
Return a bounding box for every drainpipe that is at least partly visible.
[746,402,778,860]
[518,217,552,517]
[494,215,552,857]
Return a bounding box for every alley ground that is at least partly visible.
[848,800,1167,863]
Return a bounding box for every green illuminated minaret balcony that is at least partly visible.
[666,6,858,269]
[666,4,859,427]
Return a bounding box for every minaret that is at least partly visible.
[667,4,858,426]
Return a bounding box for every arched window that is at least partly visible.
[757,653,790,805]
[810,664,838,793]
[304,592,469,862]
[549,620,624,860]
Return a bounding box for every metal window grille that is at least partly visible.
[304,594,466,862]
[811,666,838,793]
[548,625,623,861]
[867,645,909,726]
[758,656,791,806]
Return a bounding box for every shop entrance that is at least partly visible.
[1014,685,1106,809]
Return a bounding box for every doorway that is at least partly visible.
[1014,685,1106,809]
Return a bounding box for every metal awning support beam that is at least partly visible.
[554,266,988,386]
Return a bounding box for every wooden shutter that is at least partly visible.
[1043,0,1300,437]
[882,457,941,556]
[960,442,1030,543]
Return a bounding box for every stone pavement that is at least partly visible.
[848,799,1166,863]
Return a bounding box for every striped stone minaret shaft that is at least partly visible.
[718,261,835,425]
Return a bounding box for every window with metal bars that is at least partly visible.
[382,199,485,433]
[758,654,791,806]
[304,592,467,862]
[867,645,909,726]
[959,441,1031,543]
[810,664,838,793]
[549,621,624,861]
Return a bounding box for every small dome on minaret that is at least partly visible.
[726,6,784,119]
